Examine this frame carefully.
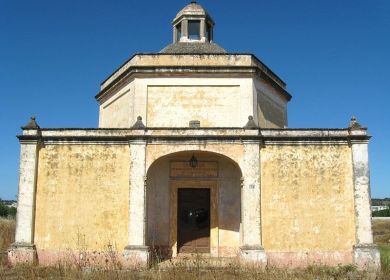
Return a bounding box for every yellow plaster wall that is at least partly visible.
[261,144,355,251]
[34,144,130,251]
[257,91,286,128]
[147,85,240,127]
[99,85,132,128]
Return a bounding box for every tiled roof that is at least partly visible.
[160,42,226,54]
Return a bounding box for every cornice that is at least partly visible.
[95,65,292,103]
[17,128,371,144]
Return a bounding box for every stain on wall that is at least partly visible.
[261,144,355,251]
[147,85,240,127]
[34,144,130,251]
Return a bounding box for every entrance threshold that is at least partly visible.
[157,256,238,269]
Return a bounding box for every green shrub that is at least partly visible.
[373,208,390,217]
[0,203,8,217]
[0,203,16,218]
[8,206,17,218]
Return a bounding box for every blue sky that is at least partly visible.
[0,0,389,199]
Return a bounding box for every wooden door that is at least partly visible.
[177,188,210,253]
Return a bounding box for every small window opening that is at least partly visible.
[206,23,212,41]
[188,20,200,40]
[175,24,182,42]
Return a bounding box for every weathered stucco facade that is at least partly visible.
[35,145,130,250]
[10,1,380,272]
[261,144,356,266]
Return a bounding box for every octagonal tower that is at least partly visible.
[96,1,291,129]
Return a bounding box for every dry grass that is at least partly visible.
[0,219,389,279]
[0,218,15,267]
[373,219,390,279]
[0,263,369,280]
[373,219,390,244]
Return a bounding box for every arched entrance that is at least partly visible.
[146,151,242,260]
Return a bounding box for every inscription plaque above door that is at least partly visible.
[170,161,218,178]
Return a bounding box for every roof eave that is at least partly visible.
[95,64,291,103]
[99,53,287,89]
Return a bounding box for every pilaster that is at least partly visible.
[123,139,150,267]
[200,19,206,41]
[180,20,188,41]
[239,140,267,266]
[349,121,380,272]
[9,118,41,265]
[172,25,176,43]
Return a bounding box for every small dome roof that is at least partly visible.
[173,1,212,24]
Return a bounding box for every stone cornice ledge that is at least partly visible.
[100,54,286,90]
[95,65,292,103]
[17,128,370,144]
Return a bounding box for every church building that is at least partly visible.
[9,1,380,271]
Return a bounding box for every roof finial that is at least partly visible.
[131,116,146,129]
[244,115,258,129]
[191,0,197,3]
[22,116,40,130]
[349,116,362,130]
